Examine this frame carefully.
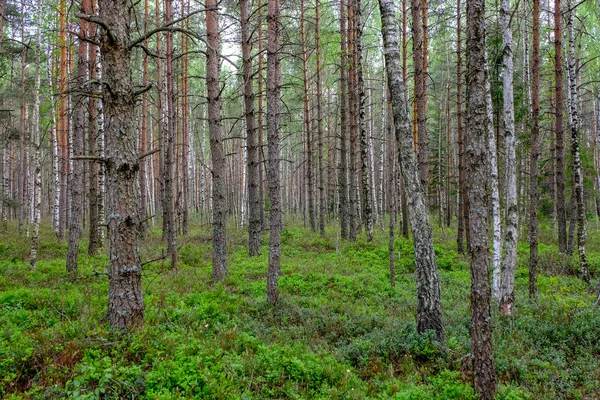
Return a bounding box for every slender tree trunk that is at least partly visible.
[412,0,428,200]
[181,0,190,235]
[387,94,395,287]
[316,0,326,237]
[266,0,282,304]
[88,0,101,255]
[58,0,68,240]
[339,0,349,240]
[164,0,178,269]
[456,0,467,254]
[529,0,540,296]
[499,0,518,315]
[348,3,358,240]
[138,0,150,238]
[29,0,42,270]
[466,0,496,396]
[356,0,373,241]
[257,0,266,231]
[242,0,261,256]
[97,0,144,330]
[67,4,89,273]
[555,0,567,253]
[567,0,589,283]
[18,14,27,236]
[379,0,444,341]
[486,42,501,300]
[300,0,316,233]
[206,0,227,282]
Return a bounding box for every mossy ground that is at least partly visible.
[1,216,600,399]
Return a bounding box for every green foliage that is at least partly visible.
[1,221,599,399]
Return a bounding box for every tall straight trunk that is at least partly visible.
[67,4,89,273]
[379,0,444,341]
[48,54,60,236]
[138,0,150,238]
[356,0,373,241]
[29,0,42,270]
[164,0,178,269]
[445,84,451,228]
[465,0,496,396]
[88,0,101,255]
[316,0,326,236]
[486,43,501,300]
[242,0,261,256]
[387,94,395,287]
[181,0,190,235]
[58,0,68,240]
[155,0,166,236]
[499,0,517,315]
[95,37,106,247]
[567,0,589,283]
[257,0,266,231]
[300,0,316,233]
[96,0,144,330]
[266,0,282,304]
[339,0,349,240]
[555,0,567,253]
[18,14,27,236]
[411,0,428,199]
[206,0,227,282]
[347,2,358,240]
[456,0,467,254]
[529,0,540,296]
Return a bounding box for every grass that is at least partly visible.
[1,216,599,399]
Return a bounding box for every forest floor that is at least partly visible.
[1,217,600,399]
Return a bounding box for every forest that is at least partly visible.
[1,0,600,397]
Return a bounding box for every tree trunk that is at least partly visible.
[567,0,589,283]
[316,0,326,237]
[456,0,467,254]
[379,0,444,341]
[266,0,282,305]
[499,0,518,315]
[58,0,68,240]
[67,4,89,273]
[485,41,501,300]
[88,0,101,256]
[356,0,373,241]
[164,0,178,270]
[387,93,395,287]
[411,0,428,200]
[348,2,358,241]
[138,0,150,238]
[339,0,349,240]
[242,0,261,256]
[300,0,316,233]
[29,0,42,270]
[98,0,144,330]
[465,0,496,396]
[181,0,190,235]
[555,0,567,253]
[206,0,227,282]
[529,0,540,296]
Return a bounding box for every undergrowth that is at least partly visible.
[1,218,599,399]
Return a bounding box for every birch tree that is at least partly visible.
[379,0,444,341]
[499,0,518,315]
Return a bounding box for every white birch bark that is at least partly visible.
[567,0,589,283]
[47,48,60,236]
[485,47,502,299]
[499,0,518,315]
[30,2,42,270]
